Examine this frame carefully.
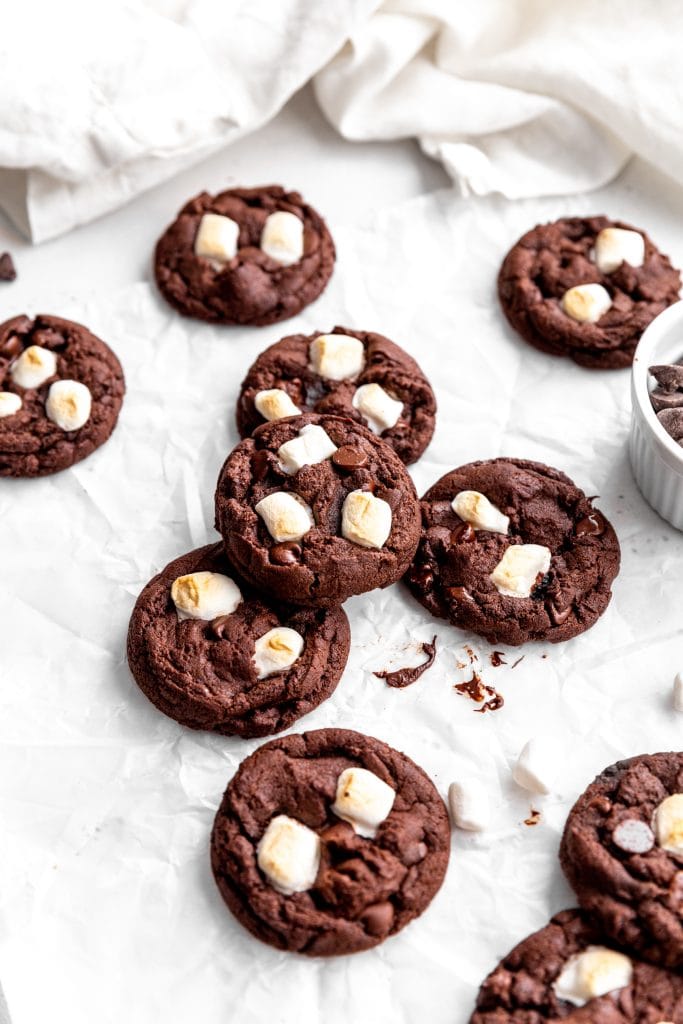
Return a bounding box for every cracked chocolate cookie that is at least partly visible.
[405,458,620,646]
[214,413,421,607]
[210,727,450,955]
[235,326,436,465]
[470,908,683,1022]
[560,752,683,971]
[498,216,681,369]
[127,543,350,738]
[154,185,335,326]
[0,314,125,477]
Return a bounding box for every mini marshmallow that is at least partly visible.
[0,392,22,418]
[45,380,92,431]
[254,389,301,422]
[10,345,57,389]
[341,489,392,549]
[253,627,304,679]
[448,778,490,832]
[653,793,683,856]
[490,544,551,599]
[309,334,365,381]
[171,571,242,621]
[332,767,395,838]
[256,815,321,895]
[553,946,633,1007]
[352,383,403,434]
[260,211,304,266]
[255,491,314,543]
[594,227,645,274]
[512,737,558,795]
[673,671,683,712]
[277,423,337,475]
[561,283,612,324]
[194,212,239,263]
[452,491,509,535]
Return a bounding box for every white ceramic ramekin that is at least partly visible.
[630,300,683,530]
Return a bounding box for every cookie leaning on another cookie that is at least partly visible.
[127,543,351,739]
[236,326,436,465]
[406,457,620,646]
[498,216,681,369]
[214,413,421,607]
[154,185,335,326]
[210,728,451,956]
[0,314,125,477]
[561,752,683,971]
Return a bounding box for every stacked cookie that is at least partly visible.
[470,752,683,1021]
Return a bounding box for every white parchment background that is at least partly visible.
[1,163,683,1024]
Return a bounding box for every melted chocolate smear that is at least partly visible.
[575,511,606,537]
[0,253,16,282]
[524,809,541,827]
[455,671,504,713]
[374,636,437,689]
[490,651,507,667]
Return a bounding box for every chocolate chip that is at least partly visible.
[0,253,16,282]
[612,818,655,854]
[270,542,301,565]
[380,487,401,511]
[649,363,683,391]
[548,602,573,625]
[31,328,64,350]
[409,565,433,591]
[332,445,367,471]
[209,615,232,640]
[445,585,473,603]
[451,522,475,543]
[575,511,606,537]
[651,387,683,412]
[0,334,23,361]
[251,448,271,482]
[361,901,394,937]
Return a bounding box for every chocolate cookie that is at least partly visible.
[498,216,681,369]
[235,327,436,465]
[210,727,450,955]
[560,752,683,971]
[214,413,421,607]
[127,543,350,738]
[406,458,620,646]
[470,908,683,1022]
[0,314,125,477]
[154,185,335,326]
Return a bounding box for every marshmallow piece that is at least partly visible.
[260,211,304,266]
[45,380,92,431]
[553,946,633,1007]
[277,423,337,474]
[341,489,392,549]
[255,491,314,543]
[673,671,683,712]
[561,284,612,324]
[612,819,654,855]
[654,793,683,856]
[254,389,301,422]
[253,627,304,679]
[332,767,395,838]
[512,737,558,795]
[10,345,57,389]
[171,571,242,622]
[194,213,239,263]
[257,815,321,895]
[448,778,490,832]
[309,334,365,381]
[0,392,22,418]
[352,383,403,434]
[491,544,551,598]
[594,227,645,274]
[452,491,509,535]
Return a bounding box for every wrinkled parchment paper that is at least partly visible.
[3,164,683,1024]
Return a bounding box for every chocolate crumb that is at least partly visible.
[0,252,16,282]
[374,636,437,689]
[490,651,507,667]
[524,809,541,827]
[511,655,525,669]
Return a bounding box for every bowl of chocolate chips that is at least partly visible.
[630,299,683,529]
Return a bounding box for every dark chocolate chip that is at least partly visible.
[332,445,367,471]
[0,334,23,361]
[270,542,301,565]
[445,585,473,603]
[649,363,683,391]
[0,253,16,282]
[209,615,232,640]
[31,328,64,350]
[548,602,573,625]
[451,522,475,543]
[409,565,433,591]
[575,511,606,537]
[361,901,395,937]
